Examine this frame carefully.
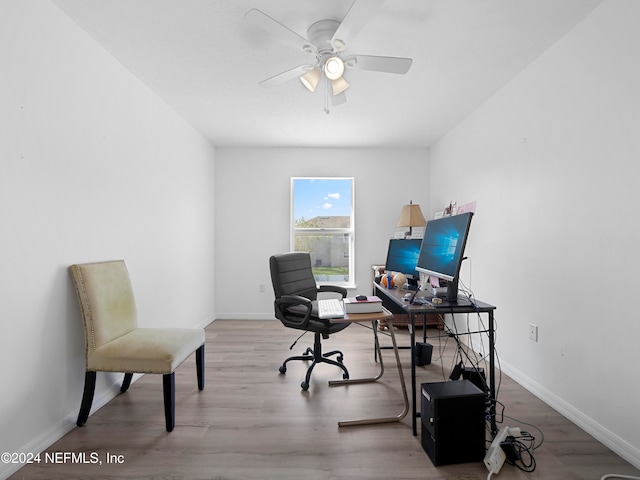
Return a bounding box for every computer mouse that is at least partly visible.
[355,295,368,301]
[403,293,413,301]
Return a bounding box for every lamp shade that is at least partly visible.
[300,67,321,92]
[331,76,349,95]
[395,201,427,228]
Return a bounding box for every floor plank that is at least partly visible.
[10,319,639,479]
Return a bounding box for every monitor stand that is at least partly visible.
[418,276,472,308]
[420,277,458,301]
[445,277,460,303]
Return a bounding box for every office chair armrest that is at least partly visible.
[317,285,348,298]
[275,295,313,328]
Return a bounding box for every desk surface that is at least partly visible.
[373,283,495,313]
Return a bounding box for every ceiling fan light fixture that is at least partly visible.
[324,56,345,80]
[300,67,321,92]
[331,76,349,96]
[332,38,347,52]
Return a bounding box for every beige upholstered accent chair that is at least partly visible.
[69,260,205,432]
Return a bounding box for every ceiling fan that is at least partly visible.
[245,0,412,113]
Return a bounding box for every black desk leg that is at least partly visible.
[489,310,497,435]
[411,311,418,436]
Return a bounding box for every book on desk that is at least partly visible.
[343,296,383,314]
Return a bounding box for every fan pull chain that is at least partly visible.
[324,76,330,114]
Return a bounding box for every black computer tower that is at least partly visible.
[420,380,486,466]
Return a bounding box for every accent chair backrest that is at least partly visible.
[69,260,138,356]
[269,252,318,301]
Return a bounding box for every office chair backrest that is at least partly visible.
[269,252,318,301]
[69,260,138,354]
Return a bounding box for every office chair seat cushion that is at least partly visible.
[306,317,350,335]
[86,327,205,374]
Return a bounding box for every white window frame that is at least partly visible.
[290,177,355,288]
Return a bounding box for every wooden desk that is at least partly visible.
[328,308,409,427]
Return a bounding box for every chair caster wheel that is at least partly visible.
[337,355,344,363]
[301,381,309,391]
[279,365,286,374]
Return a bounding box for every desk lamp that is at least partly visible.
[395,201,426,238]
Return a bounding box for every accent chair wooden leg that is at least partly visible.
[196,345,205,391]
[163,373,175,432]
[121,373,133,393]
[77,371,96,427]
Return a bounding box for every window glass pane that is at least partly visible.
[293,178,352,229]
[291,177,354,286]
[293,231,351,283]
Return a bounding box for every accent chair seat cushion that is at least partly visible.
[87,327,205,374]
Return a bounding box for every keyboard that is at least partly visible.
[317,298,345,319]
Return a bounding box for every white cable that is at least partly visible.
[601,475,640,480]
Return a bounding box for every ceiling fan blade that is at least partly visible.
[245,9,316,55]
[331,0,385,51]
[345,54,412,74]
[258,65,314,88]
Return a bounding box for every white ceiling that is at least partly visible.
[51,0,602,148]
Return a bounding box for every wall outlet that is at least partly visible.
[528,323,538,342]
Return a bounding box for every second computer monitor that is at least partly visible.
[384,238,422,279]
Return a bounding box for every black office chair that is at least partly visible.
[269,252,350,390]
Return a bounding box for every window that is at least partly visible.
[291,177,354,287]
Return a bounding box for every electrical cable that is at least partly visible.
[460,258,548,475]
[600,475,640,480]
[438,257,511,454]
[502,414,545,449]
[433,319,453,381]
[505,435,537,472]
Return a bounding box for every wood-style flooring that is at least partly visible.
[11,319,640,480]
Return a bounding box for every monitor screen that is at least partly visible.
[416,212,473,283]
[384,238,422,278]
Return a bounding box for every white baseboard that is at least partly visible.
[500,360,640,469]
[214,314,276,320]
[195,314,216,328]
[2,315,214,480]
[0,380,123,479]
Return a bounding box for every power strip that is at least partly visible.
[483,425,514,475]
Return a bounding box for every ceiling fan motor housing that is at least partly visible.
[306,19,341,54]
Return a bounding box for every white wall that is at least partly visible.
[428,0,640,467]
[214,147,429,319]
[0,2,216,477]
[5,0,638,474]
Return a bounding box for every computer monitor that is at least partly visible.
[384,238,422,280]
[416,212,473,302]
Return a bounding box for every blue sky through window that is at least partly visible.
[293,178,352,222]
